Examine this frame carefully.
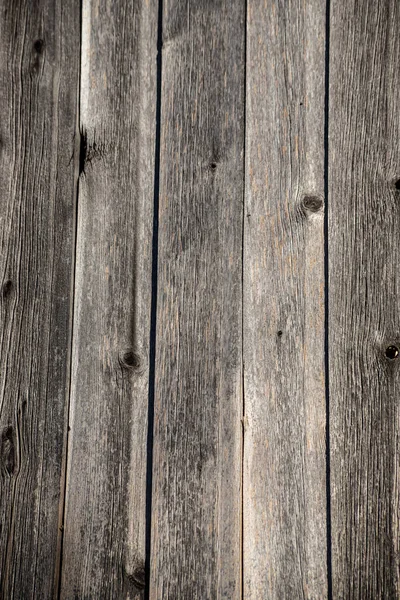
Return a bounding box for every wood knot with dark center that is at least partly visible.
[385,345,399,360]
[124,560,146,591]
[119,349,142,372]
[127,566,145,590]
[302,195,323,213]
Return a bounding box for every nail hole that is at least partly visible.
[302,195,323,213]
[209,162,217,171]
[2,280,13,298]
[277,330,283,337]
[119,349,141,370]
[394,179,400,191]
[1,426,15,476]
[385,345,399,360]
[33,39,44,53]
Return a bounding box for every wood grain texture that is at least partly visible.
[149,1,245,598]
[0,1,79,597]
[60,1,157,598]
[329,0,400,597]
[243,0,327,597]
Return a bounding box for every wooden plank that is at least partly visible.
[149,2,245,598]
[243,0,327,597]
[329,0,400,596]
[0,1,79,597]
[60,1,158,597]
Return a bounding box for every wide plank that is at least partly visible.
[60,1,158,597]
[329,0,400,596]
[149,1,245,597]
[244,0,328,597]
[0,1,80,597]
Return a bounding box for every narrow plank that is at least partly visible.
[60,1,157,597]
[244,0,327,597]
[150,1,245,597]
[329,0,400,596]
[0,1,79,597]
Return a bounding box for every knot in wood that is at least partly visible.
[126,563,146,591]
[302,195,323,213]
[119,349,142,372]
[385,345,399,360]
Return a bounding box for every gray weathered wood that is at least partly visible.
[149,2,245,598]
[0,1,80,597]
[243,0,327,597]
[329,0,400,596]
[60,1,157,597]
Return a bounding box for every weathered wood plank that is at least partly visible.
[60,1,158,597]
[0,1,80,597]
[149,2,245,598]
[329,0,400,597]
[243,0,327,597]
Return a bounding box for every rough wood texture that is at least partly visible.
[149,1,245,598]
[4,1,400,595]
[0,1,79,597]
[243,1,327,597]
[329,0,400,597]
[60,1,157,597]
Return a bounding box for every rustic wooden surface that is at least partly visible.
[60,1,157,598]
[244,0,327,598]
[1,0,400,597]
[149,1,245,598]
[0,1,79,597]
[329,0,400,597]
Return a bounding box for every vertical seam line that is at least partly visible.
[241,0,248,598]
[56,0,83,597]
[144,0,163,597]
[324,0,333,597]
